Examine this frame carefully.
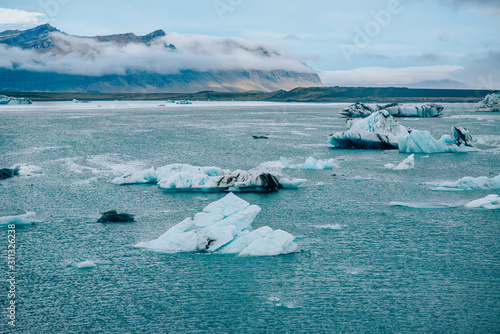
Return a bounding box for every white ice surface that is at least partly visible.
[0,212,41,226]
[135,193,298,256]
[384,154,415,170]
[465,194,500,209]
[434,174,500,191]
[281,157,335,170]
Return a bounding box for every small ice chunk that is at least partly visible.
[475,91,500,112]
[76,260,97,269]
[281,157,335,170]
[465,194,500,209]
[385,154,414,170]
[0,212,41,226]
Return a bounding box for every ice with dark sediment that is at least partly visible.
[112,163,305,192]
[135,193,298,256]
[339,102,443,118]
[377,103,443,117]
[329,110,411,149]
[475,91,500,112]
[339,102,374,118]
[0,95,32,105]
[399,127,479,154]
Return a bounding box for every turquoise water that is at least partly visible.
[1,101,499,333]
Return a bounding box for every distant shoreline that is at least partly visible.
[1,86,493,103]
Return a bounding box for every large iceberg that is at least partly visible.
[135,193,298,256]
[0,212,41,226]
[0,95,32,105]
[465,194,500,209]
[339,102,443,118]
[475,91,500,112]
[329,110,411,149]
[398,127,479,154]
[112,163,305,192]
[281,157,335,170]
[434,174,500,191]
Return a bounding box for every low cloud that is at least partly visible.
[319,65,464,87]
[0,8,46,25]
[0,31,314,76]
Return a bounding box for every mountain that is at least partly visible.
[404,79,468,89]
[0,25,322,93]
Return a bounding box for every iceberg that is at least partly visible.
[398,127,479,154]
[377,103,443,117]
[434,174,500,191]
[339,102,443,118]
[0,212,41,226]
[281,157,335,170]
[384,154,415,170]
[339,102,374,118]
[0,167,20,180]
[0,95,32,105]
[112,163,305,192]
[475,91,500,112]
[135,193,298,256]
[465,194,500,209]
[329,110,410,149]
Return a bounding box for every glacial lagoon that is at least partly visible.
[1,101,499,333]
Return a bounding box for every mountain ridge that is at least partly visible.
[0,24,322,93]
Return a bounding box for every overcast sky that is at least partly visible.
[1,0,499,88]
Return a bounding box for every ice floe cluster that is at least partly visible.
[112,163,305,192]
[475,91,500,112]
[0,95,32,105]
[136,193,298,256]
[340,102,443,118]
[329,110,479,154]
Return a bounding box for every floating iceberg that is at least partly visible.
[0,167,19,180]
[475,91,500,112]
[434,174,500,191]
[384,154,415,170]
[0,95,32,105]
[281,157,335,170]
[135,193,298,256]
[0,212,41,226]
[339,103,443,118]
[112,164,305,192]
[339,102,374,118]
[465,194,500,209]
[378,103,443,117]
[329,110,410,149]
[398,127,479,154]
